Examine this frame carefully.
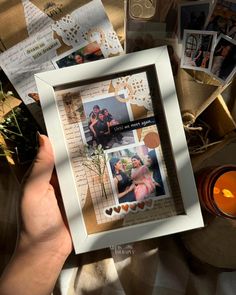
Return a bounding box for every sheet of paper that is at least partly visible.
[0,28,58,127]
[0,0,123,128]
[22,0,54,36]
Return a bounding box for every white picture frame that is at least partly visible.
[35,46,204,254]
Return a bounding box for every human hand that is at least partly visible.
[154,181,161,187]
[128,183,135,192]
[20,134,72,259]
[0,134,73,295]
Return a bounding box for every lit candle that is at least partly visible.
[213,171,236,217]
[196,166,236,219]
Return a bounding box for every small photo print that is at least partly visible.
[80,95,135,150]
[205,0,236,39]
[178,1,210,40]
[209,34,236,82]
[108,146,166,204]
[52,41,104,68]
[181,30,217,71]
[62,91,85,124]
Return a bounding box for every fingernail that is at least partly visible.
[36,131,44,147]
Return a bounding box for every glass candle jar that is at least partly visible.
[197,165,236,219]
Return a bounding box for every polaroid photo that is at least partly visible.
[205,0,236,39]
[178,1,211,40]
[52,41,104,69]
[209,34,236,83]
[107,143,168,206]
[181,29,217,72]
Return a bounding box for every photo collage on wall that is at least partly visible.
[54,70,184,233]
[179,0,236,83]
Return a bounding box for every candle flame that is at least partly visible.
[222,189,234,198]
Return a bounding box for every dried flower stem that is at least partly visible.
[79,144,108,199]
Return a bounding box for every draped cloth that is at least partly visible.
[55,235,236,295]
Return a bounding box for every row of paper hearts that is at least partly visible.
[104,198,154,217]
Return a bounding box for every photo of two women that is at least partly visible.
[109,146,165,204]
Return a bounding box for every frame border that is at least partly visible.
[35,46,204,254]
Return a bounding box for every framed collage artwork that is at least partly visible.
[35,46,203,254]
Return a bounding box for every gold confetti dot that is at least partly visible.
[144,132,160,148]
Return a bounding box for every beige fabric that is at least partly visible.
[55,236,236,295]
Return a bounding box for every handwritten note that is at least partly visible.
[22,0,54,36]
[55,80,111,104]
[0,28,59,127]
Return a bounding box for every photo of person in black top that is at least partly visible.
[81,95,135,150]
[146,150,165,196]
[109,157,136,203]
[102,108,123,144]
[89,111,111,149]
[210,36,236,82]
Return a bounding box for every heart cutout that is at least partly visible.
[129,203,137,211]
[137,202,145,210]
[145,199,153,208]
[114,206,121,213]
[105,208,113,216]
[122,204,129,212]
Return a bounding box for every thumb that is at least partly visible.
[24,134,54,192]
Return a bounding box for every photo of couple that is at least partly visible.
[181,30,216,71]
[109,147,165,204]
[82,96,135,150]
